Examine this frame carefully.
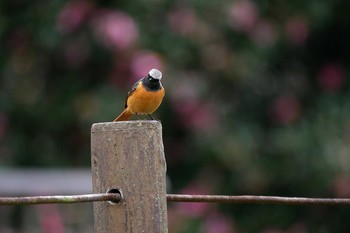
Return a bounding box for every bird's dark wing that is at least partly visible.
[124,77,144,108]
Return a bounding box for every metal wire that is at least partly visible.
[0,193,349,206]
[0,193,121,205]
[166,194,350,205]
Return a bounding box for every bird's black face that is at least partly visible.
[148,75,159,82]
[142,75,162,91]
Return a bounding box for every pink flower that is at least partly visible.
[92,11,139,50]
[131,51,164,82]
[271,95,301,124]
[285,16,309,45]
[57,0,93,34]
[169,76,219,132]
[168,7,197,36]
[286,222,308,233]
[261,229,283,233]
[202,212,235,233]
[37,205,65,233]
[318,63,345,92]
[176,184,211,217]
[174,99,218,132]
[333,173,350,198]
[0,113,7,141]
[108,55,133,88]
[227,0,259,32]
[250,20,278,47]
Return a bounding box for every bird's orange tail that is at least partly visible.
[114,109,132,121]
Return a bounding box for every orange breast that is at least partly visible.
[127,83,165,114]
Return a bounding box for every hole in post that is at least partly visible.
[106,188,123,205]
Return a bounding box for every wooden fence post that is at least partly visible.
[91,121,168,233]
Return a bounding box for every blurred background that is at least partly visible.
[1,0,350,232]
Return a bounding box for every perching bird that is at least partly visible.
[114,69,165,121]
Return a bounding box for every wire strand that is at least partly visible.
[166,194,350,205]
[0,193,349,206]
[0,193,121,205]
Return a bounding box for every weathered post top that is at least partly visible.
[91,120,163,132]
[91,121,168,233]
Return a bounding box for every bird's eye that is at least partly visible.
[148,77,152,81]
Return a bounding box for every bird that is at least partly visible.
[114,68,165,122]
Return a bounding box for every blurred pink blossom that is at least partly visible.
[131,51,164,82]
[202,212,235,233]
[286,222,308,233]
[262,229,283,233]
[227,0,259,32]
[37,205,64,233]
[57,0,93,34]
[176,184,211,217]
[271,95,301,124]
[285,16,309,45]
[170,77,201,101]
[0,113,7,141]
[108,55,133,88]
[92,11,139,50]
[318,63,345,92]
[173,99,218,132]
[168,7,197,36]
[250,20,278,47]
[333,173,350,198]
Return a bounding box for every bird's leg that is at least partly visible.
[148,114,155,120]
[135,113,141,120]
